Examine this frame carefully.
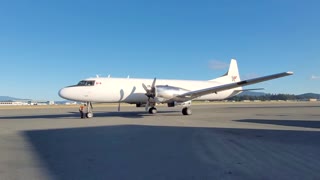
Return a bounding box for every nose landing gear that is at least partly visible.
[86,102,93,118]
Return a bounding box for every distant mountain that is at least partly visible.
[0,96,30,101]
[296,93,320,99]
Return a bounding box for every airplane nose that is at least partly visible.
[58,88,68,99]
[58,86,86,101]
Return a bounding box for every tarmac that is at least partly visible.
[0,102,320,180]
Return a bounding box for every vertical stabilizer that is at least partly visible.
[210,59,241,83]
[228,59,240,82]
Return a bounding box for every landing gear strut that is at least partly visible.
[86,102,93,118]
[182,107,192,115]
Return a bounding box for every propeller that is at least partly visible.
[142,78,156,111]
[118,89,124,112]
[142,78,156,98]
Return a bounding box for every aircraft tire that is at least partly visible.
[182,107,192,115]
[86,112,93,118]
[149,107,157,114]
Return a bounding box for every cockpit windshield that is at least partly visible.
[76,80,95,86]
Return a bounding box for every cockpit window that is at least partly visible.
[77,80,95,86]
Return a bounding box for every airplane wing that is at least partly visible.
[177,72,293,100]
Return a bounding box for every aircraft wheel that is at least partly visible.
[86,112,93,118]
[149,107,157,114]
[182,107,192,115]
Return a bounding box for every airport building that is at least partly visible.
[0,100,55,106]
[0,100,29,106]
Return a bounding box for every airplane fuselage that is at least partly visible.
[59,77,241,104]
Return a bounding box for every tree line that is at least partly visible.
[227,93,317,101]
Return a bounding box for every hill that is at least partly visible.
[296,93,320,100]
[0,96,30,101]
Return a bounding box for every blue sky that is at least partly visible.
[0,0,319,100]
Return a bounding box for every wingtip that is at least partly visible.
[287,71,294,75]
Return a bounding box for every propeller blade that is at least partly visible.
[145,100,149,111]
[151,78,156,88]
[142,83,149,92]
[118,102,121,112]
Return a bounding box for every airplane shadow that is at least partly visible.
[235,119,320,129]
[0,113,77,120]
[228,105,320,109]
[0,110,180,120]
[23,125,320,180]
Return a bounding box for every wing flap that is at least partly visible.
[178,71,293,99]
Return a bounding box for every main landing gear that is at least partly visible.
[182,107,192,115]
[147,106,192,115]
[148,107,157,114]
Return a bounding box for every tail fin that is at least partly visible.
[210,59,241,82]
[228,59,240,82]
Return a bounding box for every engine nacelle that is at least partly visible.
[155,85,189,102]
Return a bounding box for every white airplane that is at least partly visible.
[58,59,293,117]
